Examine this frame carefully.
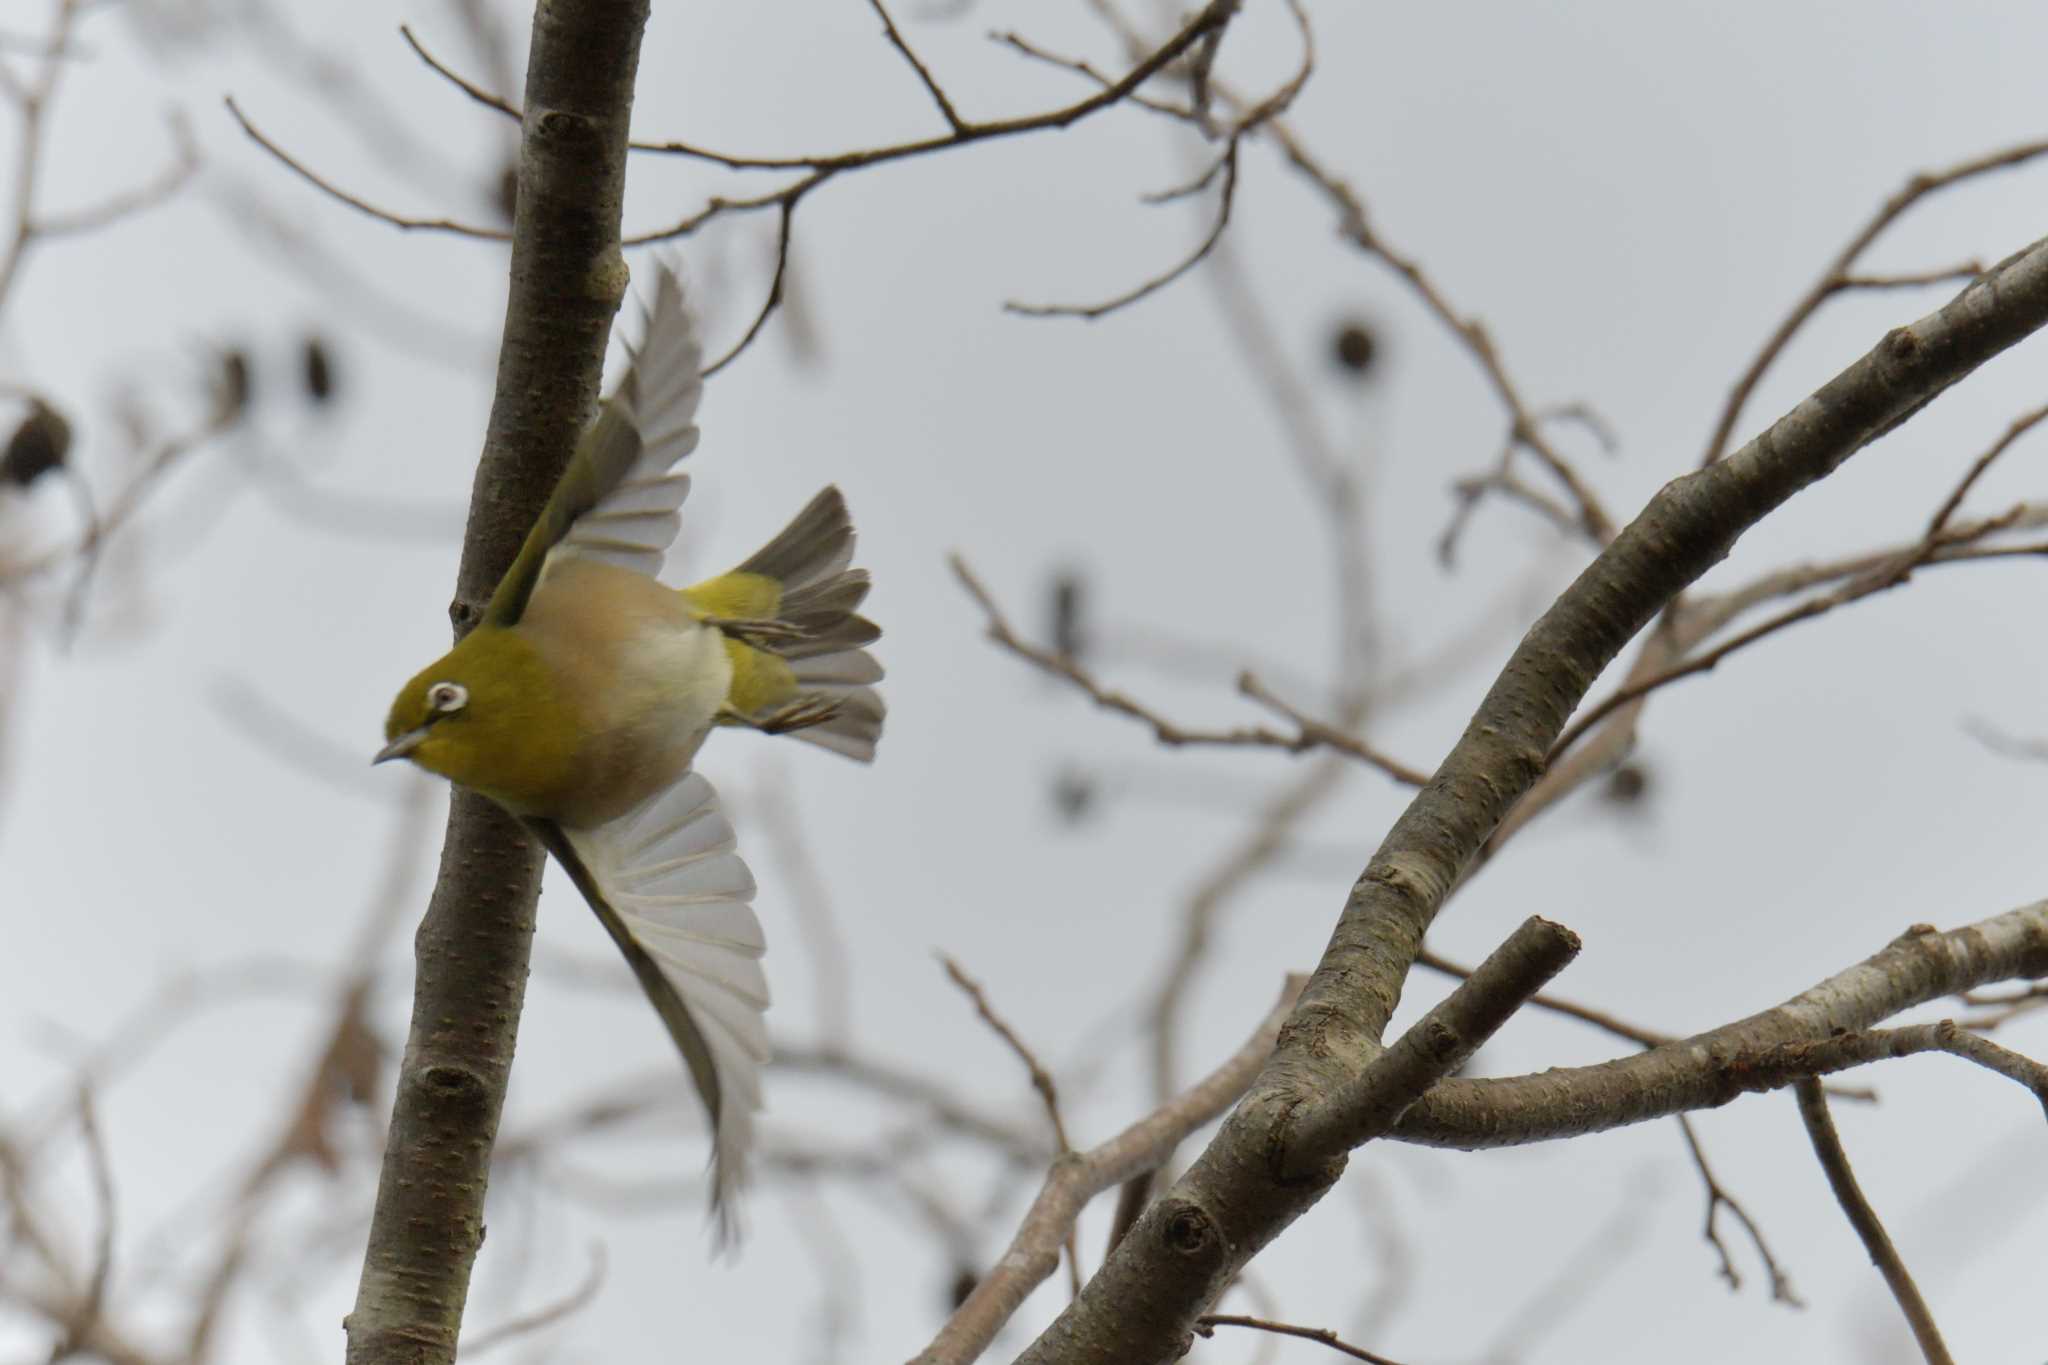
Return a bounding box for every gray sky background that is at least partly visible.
[4,2,2047,1361]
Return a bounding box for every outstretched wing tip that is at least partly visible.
[552,771,769,1239]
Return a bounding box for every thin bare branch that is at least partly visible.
[222,96,507,240]
[641,0,1240,173]
[1014,15,1614,545]
[939,956,1074,1156]
[33,114,196,238]
[1004,0,1309,321]
[1677,1114,1800,1304]
[909,978,1299,1365]
[1701,138,2048,466]
[1195,1314,1411,1365]
[954,557,1430,779]
[990,29,1196,121]
[1839,261,1985,291]
[865,0,965,133]
[44,1088,115,1363]
[1553,403,2048,762]
[1795,1081,1953,1365]
[1005,140,1241,319]
[1238,673,1430,786]
[459,1243,607,1356]
[699,201,792,378]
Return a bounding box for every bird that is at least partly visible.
[374,262,882,1235]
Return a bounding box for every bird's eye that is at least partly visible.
[427,682,468,714]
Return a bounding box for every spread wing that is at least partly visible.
[483,263,705,628]
[528,768,767,1241]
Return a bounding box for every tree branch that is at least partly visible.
[908,977,1299,1365]
[1794,1081,1953,1365]
[1015,233,2048,1362]
[342,2,652,1361]
[1393,908,2048,1147]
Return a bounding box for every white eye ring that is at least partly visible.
[427,682,468,714]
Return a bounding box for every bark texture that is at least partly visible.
[1016,235,2048,1365]
[343,3,651,1361]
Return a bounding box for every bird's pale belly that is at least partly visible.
[520,557,734,828]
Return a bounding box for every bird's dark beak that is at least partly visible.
[373,727,429,765]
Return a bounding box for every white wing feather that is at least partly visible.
[565,769,768,1227]
[550,263,704,579]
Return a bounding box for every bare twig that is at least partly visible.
[0,0,80,313]
[1438,451,1588,564]
[1006,140,1241,319]
[222,96,508,240]
[937,953,1087,1298]
[1838,262,1985,291]
[1794,1081,1953,1365]
[865,0,965,133]
[45,1088,116,1363]
[954,557,1429,777]
[402,1,1241,369]
[1557,533,2039,762]
[1006,1,1307,321]
[909,978,1299,1365]
[1923,401,2048,535]
[1676,1114,1800,1304]
[990,29,1197,122]
[1552,405,2048,761]
[1238,673,1430,787]
[1195,1314,1411,1365]
[939,956,1074,1156]
[954,555,1302,749]
[998,12,1615,545]
[1701,137,2048,466]
[648,0,1238,173]
[459,1243,607,1356]
[698,200,792,378]
[34,114,197,238]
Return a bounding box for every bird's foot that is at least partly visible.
[703,616,809,650]
[749,694,843,735]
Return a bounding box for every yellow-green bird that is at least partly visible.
[375,264,882,1231]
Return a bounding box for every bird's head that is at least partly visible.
[377,627,577,811]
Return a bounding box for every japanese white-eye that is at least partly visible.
[376,264,883,1232]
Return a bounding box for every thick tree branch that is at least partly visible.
[342,2,651,1362]
[1393,906,2048,1147]
[1283,916,1580,1171]
[1016,235,2048,1363]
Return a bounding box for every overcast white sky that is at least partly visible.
[5,2,2048,1362]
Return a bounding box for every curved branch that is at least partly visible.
[1017,233,2048,1364]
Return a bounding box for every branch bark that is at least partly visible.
[1795,1081,1954,1365]
[1391,905,2048,1146]
[1014,234,2048,1364]
[342,3,651,1361]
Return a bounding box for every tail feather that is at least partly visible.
[736,486,855,591]
[778,568,870,620]
[712,485,885,763]
[776,613,880,661]
[787,684,884,762]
